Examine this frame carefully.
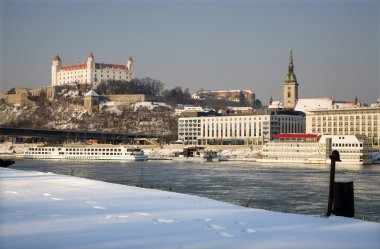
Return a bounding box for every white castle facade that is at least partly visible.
[51,53,134,86]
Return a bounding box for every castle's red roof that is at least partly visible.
[61,64,87,71]
[58,62,129,71]
[275,133,321,139]
[128,56,133,61]
[88,52,94,59]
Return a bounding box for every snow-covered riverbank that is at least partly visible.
[0,143,263,160]
[1,143,380,162]
[1,168,379,249]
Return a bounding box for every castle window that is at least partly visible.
[288,92,291,98]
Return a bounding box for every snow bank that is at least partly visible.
[134,101,172,111]
[142,147,262,159]
[1,168,379,249]
[143,148,182,158]
[219,149,262,159]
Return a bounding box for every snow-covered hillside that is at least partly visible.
[133,101,172,111]
[1,168,379,249]
[0,99,176,135]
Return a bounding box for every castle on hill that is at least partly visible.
[51,52,134,86]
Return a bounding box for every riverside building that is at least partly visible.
[51,53,134,86]
[178,112,305,145]
[306,107,380,146]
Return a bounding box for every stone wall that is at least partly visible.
[100,94,164,105]
[0,89,36,107]
[30,86,56,100]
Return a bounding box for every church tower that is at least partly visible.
[283,49,299,110]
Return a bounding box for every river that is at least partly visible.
[10,159,380,222]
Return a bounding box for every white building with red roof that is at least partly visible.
[51,53,134,86]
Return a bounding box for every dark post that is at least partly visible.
[326,150,341,217]
[333,181,355,218]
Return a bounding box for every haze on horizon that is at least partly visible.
[0,0,379,104]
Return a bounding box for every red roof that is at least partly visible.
[128,56,133,61]
[88,52,94,59]
[275,133,321,139]
[61,64,87,71]
[59,63,129,71]
[53,54,61,61]
[111,65,129,70]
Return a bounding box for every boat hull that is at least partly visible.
[23,155,147,161]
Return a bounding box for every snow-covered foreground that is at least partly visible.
[1,168,379,249]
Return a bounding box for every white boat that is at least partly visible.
[22,145,148,161]
[258,134,372,165]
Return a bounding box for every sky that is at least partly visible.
[0,0,379,104]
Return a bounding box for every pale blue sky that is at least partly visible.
[0,0,379,104]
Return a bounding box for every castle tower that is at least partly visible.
[283,49,299,110]
[84,89,99,113]
[127,56,134,81]
[87,52,95,83]
[51,54,62,86]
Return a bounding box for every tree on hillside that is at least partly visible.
[254,99,263,107]
[95,78,164,96]
[162,86,193,105]
[139,77,164,96]
[7,88,16,94]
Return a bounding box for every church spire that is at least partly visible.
[283,49,299,110]
[285,48,297,83]
[288,48,294,74]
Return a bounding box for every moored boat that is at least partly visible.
[22,145,148,161]
[258,133,372,165]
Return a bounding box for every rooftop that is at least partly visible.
[275,133,322,140]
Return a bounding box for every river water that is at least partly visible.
[10,159,380,222]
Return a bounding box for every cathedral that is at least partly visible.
[51,52,134,86]
[283,49,299,110]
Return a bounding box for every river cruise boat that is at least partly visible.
[258,134,372,165]
[23,145,148,161]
